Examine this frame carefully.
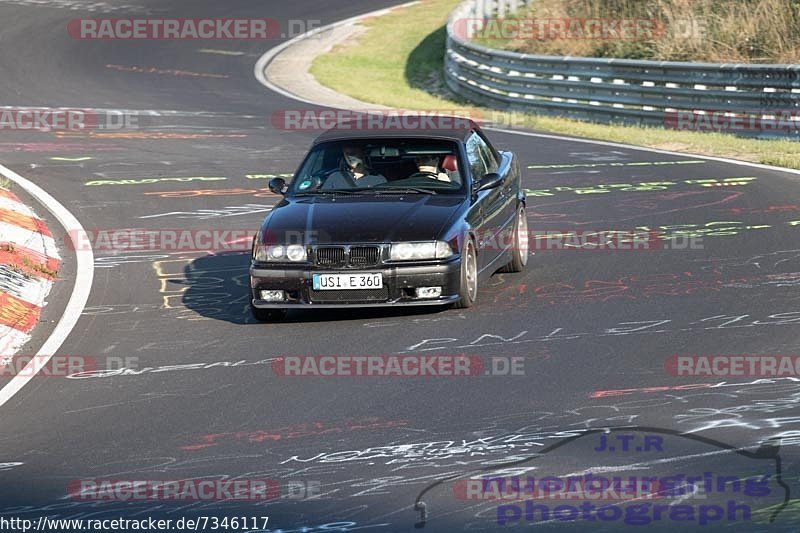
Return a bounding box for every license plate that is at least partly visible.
[312,273,383,291]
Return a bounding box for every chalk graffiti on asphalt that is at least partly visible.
[105,64,229,79]
[401,311,800,353]
[85,177,226,186]
[531,272,800,305]
[527,160,707,170]
[144,187,279,199]
[530,220,795,247]
[724,205,799,216]
[65,357,278,379]
[139,204,274,220]
[56,131,246,140]
[182,418,411,451]
[85,173,292,187]
[525,177,756,197]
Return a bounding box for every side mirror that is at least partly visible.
[476,173,503,192]
[268,177,287,195]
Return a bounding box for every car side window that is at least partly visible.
[476,134,499,174]
[465,132,487,183]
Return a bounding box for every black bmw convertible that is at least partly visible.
[249,118,527,321]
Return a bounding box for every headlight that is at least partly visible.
[286,245,306,261]
[390,241,454,261]
[254,244,307,262]
[269,245,285,260]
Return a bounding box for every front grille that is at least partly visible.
[309,287,389,303]
[314,245,381,268]
[350,246,380,267]
[315,247,346,268]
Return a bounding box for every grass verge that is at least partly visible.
[310,0,800,170]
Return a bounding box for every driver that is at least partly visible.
[414,155,451,182]
[322,146,387,189]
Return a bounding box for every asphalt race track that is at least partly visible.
[1,1,799,531]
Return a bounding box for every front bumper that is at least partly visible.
[250,260,461,308]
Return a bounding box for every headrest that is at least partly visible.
[442,155,458,172]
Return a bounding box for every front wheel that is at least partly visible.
[453,238,478,309]
[499,205,528,273]
[250,305,288,322]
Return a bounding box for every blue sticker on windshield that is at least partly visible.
[299,180,312,190]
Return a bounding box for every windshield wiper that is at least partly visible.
[371,187,439,195]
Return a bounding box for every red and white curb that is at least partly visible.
[0,186,60,359]
[0,163,91,409]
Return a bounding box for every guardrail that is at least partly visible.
[445,0,800,138]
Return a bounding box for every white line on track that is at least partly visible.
[0,163,94,409]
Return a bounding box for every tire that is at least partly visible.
[453,238,478,309]
[250,304,287,322]
[499,205,528,273]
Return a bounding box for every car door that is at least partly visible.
[465,131,505,274]
[477,131,518,258]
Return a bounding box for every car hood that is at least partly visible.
[261,195,466,244]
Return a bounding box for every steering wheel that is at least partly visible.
[312,168,339,179]
[315,164,363,190]
[409,171,442,181]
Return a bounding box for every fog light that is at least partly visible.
[260,290,285,302]
[415,287,442,298]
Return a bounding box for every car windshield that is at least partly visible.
[288,138,465,195]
